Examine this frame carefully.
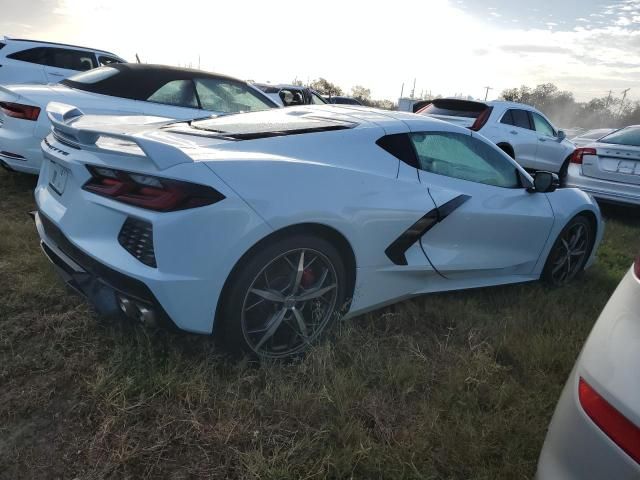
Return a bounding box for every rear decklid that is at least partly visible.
[416,98,491,129]
[581,128,640,186]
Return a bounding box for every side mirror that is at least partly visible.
[529,171,560,193]
[557,130,566,141]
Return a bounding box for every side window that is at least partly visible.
[376,133,419,168]
[409,131,520,188]
[511,109,533,130]
[146,80,198,108]
[500,109,514,126]
[532,112,556,137]
[195,78,274,112]
[310,92,326,105]
[6,47,49,65]
[98,55,122,66]
[47,48,97,71]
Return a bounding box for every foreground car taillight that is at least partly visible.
[83,166,225,211]
[634,256,640,280]
[570,147,597,164]
[579,378,640,464]
[0,101,41,121]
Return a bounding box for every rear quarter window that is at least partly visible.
[6,47,49,65]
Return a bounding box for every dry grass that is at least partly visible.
[1,168,639,479]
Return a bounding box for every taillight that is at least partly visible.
[634,256,640,280]
[83,166,225,212]
[0,101,41,121]
[570,147,597,164]
[469,107,493,131]
[579,378,640,464]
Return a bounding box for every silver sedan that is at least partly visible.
[536,259,640,478]
[566,126,640,207]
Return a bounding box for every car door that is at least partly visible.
[500,108,539,170]
[531,111,565,172]
[43,48,97,83]
[3,46,49,84]
[409,130,555,280]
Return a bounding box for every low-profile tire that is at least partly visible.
[218,234,347,359]
[542,215,594,286]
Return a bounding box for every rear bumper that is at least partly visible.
[35,210,177,328]
[537,268,640,479]
[566,164,640,206]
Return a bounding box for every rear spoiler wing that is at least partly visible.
[46,102,193,171]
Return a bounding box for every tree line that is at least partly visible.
[298,77,639,129]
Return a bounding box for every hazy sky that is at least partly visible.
[2,0,639,102]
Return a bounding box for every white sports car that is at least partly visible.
[0,63,278,174]
[34,103,604,358]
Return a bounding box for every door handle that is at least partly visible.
[49,73,65,77]
[539,138,547,142]
[510,130,518,135]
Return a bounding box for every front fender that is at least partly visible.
[533,187,604,273]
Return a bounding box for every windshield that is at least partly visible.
[598,127,640,147]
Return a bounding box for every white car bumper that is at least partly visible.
[0,123,43,174]
[537,267,640,479]
[565,163,640,207]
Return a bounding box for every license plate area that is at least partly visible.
[49,161,69,195]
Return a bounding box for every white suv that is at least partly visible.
[418,99,576,178]
[0,37,125,85]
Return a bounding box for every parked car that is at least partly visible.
[0,36,125,85]
[536,257,640,479]
[565,126,640,207]
[417,99,575,178]
[571,128,616,147]
[252,83,327,107]
[0,63,278,174]
[326,96,363,106]
[34,103,603,359]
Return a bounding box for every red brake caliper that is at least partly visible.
[301,268,315,288]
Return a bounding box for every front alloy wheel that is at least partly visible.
[543,215,593,286]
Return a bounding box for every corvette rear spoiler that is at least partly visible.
[46,102,193,171]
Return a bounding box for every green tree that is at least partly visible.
[309,78,343,96]
[351,85,371,103]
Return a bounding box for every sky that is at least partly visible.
[1,0,639,102]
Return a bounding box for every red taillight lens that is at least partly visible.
[570,147,597,164]
[579,378,640,464]
[634,256,640,280]
[469,107,493,131]
[0,101,41,121]
[83,166,225,212]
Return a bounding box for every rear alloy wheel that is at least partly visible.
[542,216,593,286]
[221,235,346,359]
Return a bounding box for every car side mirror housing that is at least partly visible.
[529,171,560,193]
[557,130,566,141]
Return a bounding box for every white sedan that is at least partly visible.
[34,103,604,358]
[566,126,640,206]
[0,63,278,174]
[537,258,640,478]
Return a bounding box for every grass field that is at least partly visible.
[1,168,639,479]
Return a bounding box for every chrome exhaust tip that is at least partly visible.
[137,306,157,327]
